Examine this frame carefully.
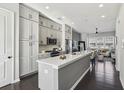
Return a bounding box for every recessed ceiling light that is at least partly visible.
[99,4,103,8]
[62,16,65,19]
[45,6,50,9]
[71,22,74,25]
[101,15,105,18]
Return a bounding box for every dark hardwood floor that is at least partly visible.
[75,58,123,90]
[0,57,123,90]
[0,74,39,90]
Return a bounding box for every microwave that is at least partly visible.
[47,37,57,45]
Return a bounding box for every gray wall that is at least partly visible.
[58,55,90,89]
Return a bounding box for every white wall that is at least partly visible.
[0,3,19,82]
[116,4,124,88]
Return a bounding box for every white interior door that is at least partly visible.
[0,8,14,87]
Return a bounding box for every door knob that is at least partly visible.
[8,56,12,59]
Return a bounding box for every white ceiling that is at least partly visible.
[26,3,120,33]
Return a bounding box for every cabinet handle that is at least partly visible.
[8,56,12,59]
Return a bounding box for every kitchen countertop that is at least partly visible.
[37,51,92,69]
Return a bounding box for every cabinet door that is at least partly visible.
[42,18,48,27]
[57,31,62,46]
[30,42,39,57]
[20,4,39,22]
[47,19,51,28]
[19,41,30,76]
[19,18,30,41]
[65,32,69,39]
[68,33,72,40]
[52,30,57,38]
[30,42,38,72]
[28,9,39,22]
[20,57,30,76]
[19,5,29,19]
[30,56,38,73]
[31,21,39,42]
[19,41,30,58]
[39,26,47,45]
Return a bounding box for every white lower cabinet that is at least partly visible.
[30,56,38,73]
[19,41,38,76]
[19,57,30,76]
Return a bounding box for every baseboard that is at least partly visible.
[11,78,20,84]
[70,66,91,90]
[120,75,124,89]
[20,71,38,79]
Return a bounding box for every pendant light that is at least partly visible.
[96,27,98,34]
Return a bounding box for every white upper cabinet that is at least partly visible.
[31,21,39,42]
[19,17,30,41]
[88,36,115,49]
[39,16,62,31]
[57,31,62,46]
[65,25,72,40]
[19,4,39,22]
[39,16,62,46]
[20,17,39,41]
[39,26,48,45]
[19,4,29,19]
[42,18,48,27]
[29,9,39,22]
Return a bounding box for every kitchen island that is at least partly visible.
[37,51,92,90]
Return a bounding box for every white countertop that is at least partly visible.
[37,51,92,69]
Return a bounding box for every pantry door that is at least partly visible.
[0,8,14,87]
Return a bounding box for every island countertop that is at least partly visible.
[37,51,92,69]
